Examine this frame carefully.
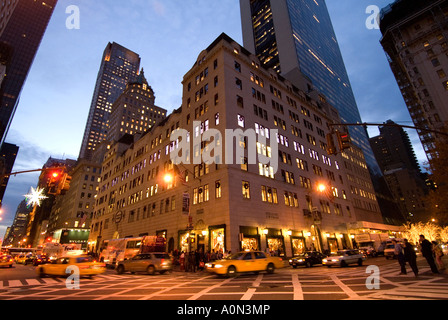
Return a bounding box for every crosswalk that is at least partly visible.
[0,274,117,290]
[1,262,447,300]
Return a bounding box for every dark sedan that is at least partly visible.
[289,251,326,268]
[32,254,50,266]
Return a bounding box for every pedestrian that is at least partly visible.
[403,239,418,277]
[419,235,439,274]
[210,250,217,261]
[431,241,445,271]
[392,239,407,275]
[189,251,196,272]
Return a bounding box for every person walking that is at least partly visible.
[419,235,439,274]
[403,239,418,277]
[392,239,407,275]
[432,241,445,271]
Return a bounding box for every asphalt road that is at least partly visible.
[0,256,447,301]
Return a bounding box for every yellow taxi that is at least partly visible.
[205,251,285,277]
[0,255,13,268]
[36,254,106,278]
[14,254,27,264]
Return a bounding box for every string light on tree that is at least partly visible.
[24,187,48,207]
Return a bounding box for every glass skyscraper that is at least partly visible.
[240,0,381,176]
[0,0,58,147]
[79,42,141,161]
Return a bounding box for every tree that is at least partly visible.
[402,222,442,244]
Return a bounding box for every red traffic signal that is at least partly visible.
[337,131,351,151]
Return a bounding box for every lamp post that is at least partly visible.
[163,165,197,253]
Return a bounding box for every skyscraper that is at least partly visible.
[240,0,381,176]
[379,0,448,162]
[79,42,141,161]
[108,68,166,142]
[369,120,430,222]
[0,0,58,146]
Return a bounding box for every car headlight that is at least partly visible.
[289,259,293,263]
[214,264,223,269]
[322,259,328,262]
[297,259,304,262]
[332,259,339,262]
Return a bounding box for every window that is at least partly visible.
[261,186,278,204]
[234,61,241,72]
[236,77,242,90]
[237,95,244,108]
[215,180,222,199]
[241,157,248,171]
[237,114,245,128]
[215,112,220,125]
[431,58,441,67]
[242,181,250,199]
[284,192,299,207]
[443,80,448,90]
[259,163,274,178]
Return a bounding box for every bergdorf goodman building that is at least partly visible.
[88,34,388,257]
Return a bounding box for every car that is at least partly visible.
[384,243,397,259]
[0,255,13,268]
[205,251,285,277]
[289,251,326,268]
[15,254,28,264]
[359,246,377,257]
[322,249,365,267]
[36,254,106,278]
[116,252,173,275]
[32,254,51,266]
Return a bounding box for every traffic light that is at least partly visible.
[46,168,64,195]
[337,131,351,151]
[326,133,337,155]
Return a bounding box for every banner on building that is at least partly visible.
[182,192,190,215]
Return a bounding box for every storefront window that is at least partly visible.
[327,238,339,253]
[267,237,285,256]
[211,228,225,254]
[291,238,306,256]
[180,232,190,252]
[241,237,259,251]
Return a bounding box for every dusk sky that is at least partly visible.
[0,0,423,240]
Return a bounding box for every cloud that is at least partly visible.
[152,0,165,16]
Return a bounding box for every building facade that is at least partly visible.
[369,120,430,222]
[1,199,32,247]
[0,0,58,146]
[380,0,448,162]
[107,68,166,142]
[240,0,381,177]
[79,42,141,161]
[88,34,387,257]
[46,159,102,249]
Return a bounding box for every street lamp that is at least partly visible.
[163,173,174,184]
[317,183,327,193]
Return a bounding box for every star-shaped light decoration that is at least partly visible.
[24,187,48,207]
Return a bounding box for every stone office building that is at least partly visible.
[88,34,387,257]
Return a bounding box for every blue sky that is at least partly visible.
[0,0,424,240]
